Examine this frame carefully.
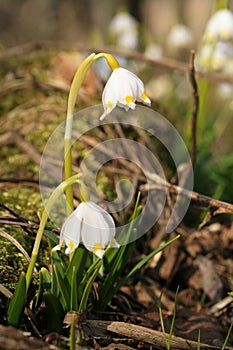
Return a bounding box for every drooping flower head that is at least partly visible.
[53,201,119,258]
[100,67,151,120]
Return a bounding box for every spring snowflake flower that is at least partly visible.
[204,9,233,41]
[53,201,119,258]
[211,41,233,70]
[100,67,151,120]
[167,24,193,50]
[109,11,139,50]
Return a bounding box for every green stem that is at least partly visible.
[217,0,228,9]
[63,52,119,216]
[78,260,102,312]
[25,174,80,290]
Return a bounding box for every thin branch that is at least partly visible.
[0,229,30,262]
[140,181,233,214]
[0,218,59,233]
[189,50,199,167]
[1,41,233,85]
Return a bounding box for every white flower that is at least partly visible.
[197,41,233,71]
[53,201,119,258]
[100,67,151,120]
[109,11,139,50]
[109,12,138,36]
[196,44,213,70]
[167,24,193,50]
[211,41,233,70]
[204,9,233,41]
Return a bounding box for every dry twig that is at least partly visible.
[189,50,199,167]
[87,320,232,350]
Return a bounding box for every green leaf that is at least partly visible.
[35,267,52,309]
[66,245,88,287]
[98,242,135,310]
[78,260,102,312]
[41,267,52,291]
[43,292,64,333]
[100,235,180,311]
[44,229,59,249]
[54,264,70,312]
[97,195,141,310]
[51,250,66,297]
[70,266,78,311]
[7,272,26,327]
[112,235,181,301]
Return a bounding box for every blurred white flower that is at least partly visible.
[146,74,173,101]
[196,44,213,70]
[211,41,233,70]
[53,201,119,258]
[217,82,233,99]
[204,9,233,41]
[109,11,139,50]
[144,43,163,60]
[167,24,193,50]
[197,41,233,71]
[100,67,151,120]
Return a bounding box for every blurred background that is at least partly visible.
[0,0,231,49]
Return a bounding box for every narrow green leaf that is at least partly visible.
[80,256,101,288]
[116,235,180,290]
[43,292,64,333]
[7,272,26,327]
[70,266,78,311]
[51,250,66,297]
[44,229,59,249]
[102,235,180,310]
[78,260,102,312]
[98,242,135,310]
[167,286,179,350]
[41,267,52,291]
[222,320,233,350]
[98,195,142,310]
[66,245,88,286]
[54,264,70,312]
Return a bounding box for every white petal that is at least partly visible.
[128,102,136,110]
[60,206,82,253]
[100,100,117,120]
[100,67,150,119]
[93,248,105,259]
[52,244,61,252]
[110,237,120,248]
[142,95,151,106]
[79,202,116,257]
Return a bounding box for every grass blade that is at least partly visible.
[7,272,26,327]
[43,292,64,332]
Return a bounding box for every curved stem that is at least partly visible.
[25,175,80,290]
[64,52,119,216]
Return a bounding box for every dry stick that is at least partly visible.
[140,181,233,214]
[0,229,30,263]
[0,219,60,234]
[189,50,199,167]
[1,41,233,85]
[87,320,229,350]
